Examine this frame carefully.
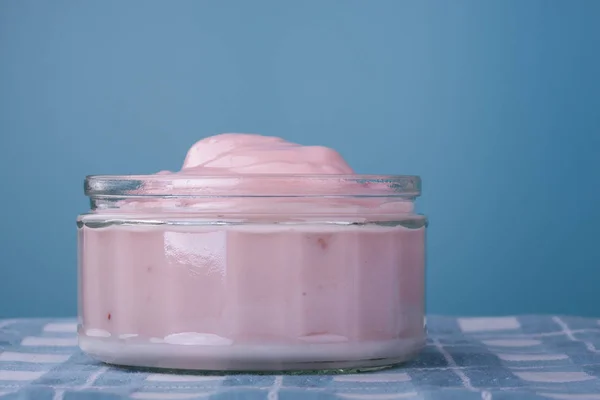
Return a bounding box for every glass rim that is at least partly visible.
[85,174,422,198]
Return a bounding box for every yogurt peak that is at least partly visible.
[180,133,354,175]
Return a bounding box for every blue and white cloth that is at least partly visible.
[1,316,600,399]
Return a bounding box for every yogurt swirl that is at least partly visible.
[180,133,354,175]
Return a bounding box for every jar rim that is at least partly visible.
[85,174,421,198]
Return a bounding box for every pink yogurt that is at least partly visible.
[77,134,426,371]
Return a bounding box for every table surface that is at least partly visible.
[1,316,600,399]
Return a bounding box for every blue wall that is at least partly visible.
[1,0,599,318]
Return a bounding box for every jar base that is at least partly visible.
[79,335,424,372]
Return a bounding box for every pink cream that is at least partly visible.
[78,134,426,371]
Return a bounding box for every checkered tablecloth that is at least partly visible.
[2,316,600,399]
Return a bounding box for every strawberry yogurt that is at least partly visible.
[77,134,427,371]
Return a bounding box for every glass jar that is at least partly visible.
[77,174,427,371]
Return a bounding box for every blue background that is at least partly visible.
[1,0,599,318]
